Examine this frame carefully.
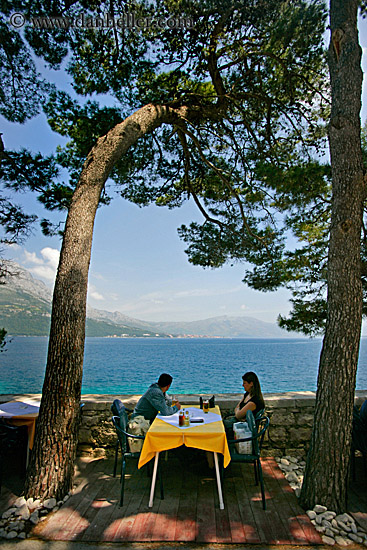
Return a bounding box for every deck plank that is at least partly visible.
[174,457,199,541]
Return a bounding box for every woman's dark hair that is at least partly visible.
[158,373,173,387]
[242,371,263,401]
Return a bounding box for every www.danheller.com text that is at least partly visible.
[9,12,194,30]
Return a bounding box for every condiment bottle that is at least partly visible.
[179,410,184,427]
[184,410,190,427]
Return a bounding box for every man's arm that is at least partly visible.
[149,388,178,416]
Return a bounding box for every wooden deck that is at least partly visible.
[34,455,322,544]
[1,453,366,545]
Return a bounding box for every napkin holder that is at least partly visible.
[199,395,215,409]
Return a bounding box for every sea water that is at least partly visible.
[1,336,367,395]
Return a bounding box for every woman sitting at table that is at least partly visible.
[224,371,265,435]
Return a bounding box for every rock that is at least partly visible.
[307,510,316,520]
[350,522,357,534]
[2,508,17,520]
[322,511,336,521]
[44,498,57,510]
[13,497,27,508]
[316,515,324,525]
[280,458,290,466]
[57,501,63,507]
[29,511,39,525]
[322,519,333,529]
[6,531,18,539]
[289,456,299,463]
[335,513,353,524]
[335,535,352,546]
[337,521,351,532]
[348,533,363,543]
[15,505,30,521]
[28,499,41,511]
[325,529,335,537]
[8,520,24,532]
[322,535,336,545]
[0,528,7,538]
[331,519,338,528]
[295,488,301,498]
[314,504,327,514]
[285,471,298,483]
[63,494,70,502]
[18,532,26,539]
[315,525,325,533]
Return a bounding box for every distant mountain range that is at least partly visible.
[0,262,290,338]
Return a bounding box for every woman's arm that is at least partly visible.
[235,399,256,420]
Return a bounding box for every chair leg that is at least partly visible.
[257,459,266,510]
[120,458,126,507]
[253,460,259,485]
[113,440,119,477]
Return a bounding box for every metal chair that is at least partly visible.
[111,399,133,478]
[223,410,270,510]
[111,412,164,506]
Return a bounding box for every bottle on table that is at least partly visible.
[179,410,184,426]
[184,410,190,426]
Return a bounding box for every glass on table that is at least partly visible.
[203,399,209,413]
[172,395,178,407]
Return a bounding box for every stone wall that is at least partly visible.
[2,390,367,458]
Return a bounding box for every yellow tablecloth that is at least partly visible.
[138,405,231,469]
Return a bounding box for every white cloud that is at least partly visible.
[240,304,248,310]
[88,283,104,301]
[23,247,60,283]
[90,290,104,301]
[24,250,44,265]
[40,247,60,270]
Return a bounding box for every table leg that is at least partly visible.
[214,452,224,510]
[148,451,160,508]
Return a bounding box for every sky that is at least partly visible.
[1,13,367,326]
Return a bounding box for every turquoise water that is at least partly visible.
[1,336,367,394]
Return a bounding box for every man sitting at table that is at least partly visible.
[131,373,181,422]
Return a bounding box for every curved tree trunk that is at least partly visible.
[299,0,364,513]
[24,103,189,499]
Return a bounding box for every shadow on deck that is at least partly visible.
[1,453,367,544]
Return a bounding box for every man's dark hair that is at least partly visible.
[158,373,173,387]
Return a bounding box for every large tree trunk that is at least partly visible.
[24,104,187,499]
[299,0,364,513]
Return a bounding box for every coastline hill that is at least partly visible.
[1,262,289,338]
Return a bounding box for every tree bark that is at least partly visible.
[299,0,364,513]
[24,103,194,499]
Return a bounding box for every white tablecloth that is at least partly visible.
[157,406,221,429]
[0,401,40,417]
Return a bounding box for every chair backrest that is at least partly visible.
[111,399,128,432]
[246,409,269,456]
[112,415,128,453]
